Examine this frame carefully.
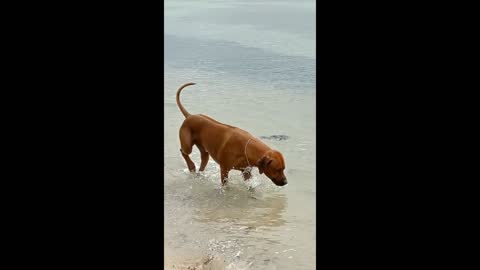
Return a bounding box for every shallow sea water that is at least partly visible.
[165,1,316,269]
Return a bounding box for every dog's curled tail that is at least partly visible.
[176,82,195,118]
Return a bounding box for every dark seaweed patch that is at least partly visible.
[259,135,289,141]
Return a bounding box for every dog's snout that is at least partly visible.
[275,177,288,186]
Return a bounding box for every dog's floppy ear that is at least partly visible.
[257,155,272,174]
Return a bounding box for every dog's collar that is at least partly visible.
[244,138,253,168]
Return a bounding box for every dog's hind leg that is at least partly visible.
[179,126,196,172]
[196,144,209,172]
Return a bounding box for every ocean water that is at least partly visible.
[164,0,316,269]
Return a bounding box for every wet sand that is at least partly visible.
[165,245,226,270]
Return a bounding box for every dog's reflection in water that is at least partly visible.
[191,186,288,229]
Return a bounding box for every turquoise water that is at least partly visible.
[165,1,316,269]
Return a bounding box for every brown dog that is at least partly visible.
[176,82,287,186]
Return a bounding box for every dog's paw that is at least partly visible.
[215,186,226,194]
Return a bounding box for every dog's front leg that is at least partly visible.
[220,166,230,185]
[241,168,252,181]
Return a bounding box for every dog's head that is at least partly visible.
[256,150,287,186]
